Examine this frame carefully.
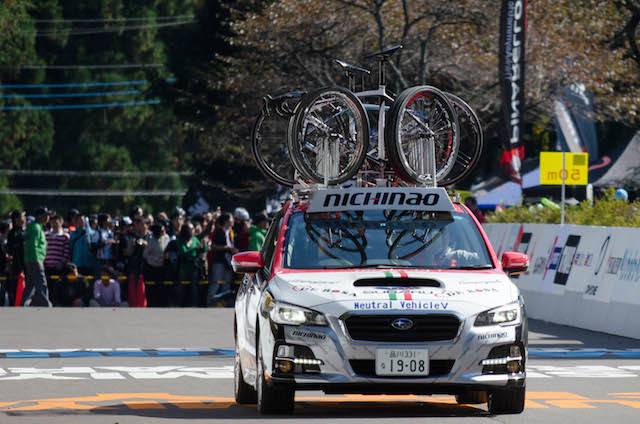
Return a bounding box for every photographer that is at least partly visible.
[126,216,152,307]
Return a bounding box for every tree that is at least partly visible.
[222,0,639,185]
[0,0,55,172]
[0,0,200,214]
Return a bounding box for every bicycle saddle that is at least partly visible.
[263,91,306,116]
[333,59,371,75]
[364,44,403,60]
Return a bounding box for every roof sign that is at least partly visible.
[307,187,455,213]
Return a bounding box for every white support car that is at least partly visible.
[232,187,529,415]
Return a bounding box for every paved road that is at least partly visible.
[1,308,640,423]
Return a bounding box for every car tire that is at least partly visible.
[487,387,525,414]
[234,338,257,404]
[256,339,295,414]
[455,391,487,405]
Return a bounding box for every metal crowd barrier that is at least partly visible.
[0,275,241,285]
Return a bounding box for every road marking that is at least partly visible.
[528,365,639,378]
[529,348,640,358]
[0,366,234,381]
[2,392,640,411]
[0,348,233,359]
[1,365,640,380]
[2,347,640,359]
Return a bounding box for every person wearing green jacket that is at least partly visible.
[23,207,52,306]
[176,221,211,307]
[248,214,269,252]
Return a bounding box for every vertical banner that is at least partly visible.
[499,0,528,184]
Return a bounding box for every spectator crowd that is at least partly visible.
[0,205,270,308]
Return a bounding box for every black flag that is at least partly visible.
[499,0,528,184]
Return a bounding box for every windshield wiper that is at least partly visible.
[451,265,494,270]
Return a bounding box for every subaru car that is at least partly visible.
[232,187,529,415]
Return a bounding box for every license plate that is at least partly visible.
[375,348,429,376]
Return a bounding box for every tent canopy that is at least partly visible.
[591,131,640,188]
[474,168,540,208]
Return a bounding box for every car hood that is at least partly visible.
[268,269,518,318]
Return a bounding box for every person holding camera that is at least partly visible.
[126,216,152,307]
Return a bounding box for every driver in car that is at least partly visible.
[435,228,480,268]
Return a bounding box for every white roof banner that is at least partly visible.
[307,187,455,213]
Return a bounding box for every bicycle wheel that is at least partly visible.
[437,93,484,187]
[251,93,303,187]
[288,87,369,185]
[385,86,459,185]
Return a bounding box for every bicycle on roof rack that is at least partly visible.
[251,45,483,189]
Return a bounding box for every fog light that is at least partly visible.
[506,360,520,373]
[276,360,294,373]
[510,345,522,357]
[277,345,294,358]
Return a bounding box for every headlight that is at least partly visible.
[266,298,328,326]
[474,301,522,326]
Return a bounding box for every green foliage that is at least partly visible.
[0,0,203,215]
[0,176,22,216]
[485,188,640,227]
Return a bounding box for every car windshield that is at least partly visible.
[283,209,493,270]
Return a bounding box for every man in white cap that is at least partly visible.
[232,207,251,252]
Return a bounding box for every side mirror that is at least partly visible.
[232,251,264,274]
[501,252,529,276]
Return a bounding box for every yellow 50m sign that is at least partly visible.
[539,152,588,185]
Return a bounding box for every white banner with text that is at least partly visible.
[484,223,640,339]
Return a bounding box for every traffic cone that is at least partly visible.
[14,272,25,307]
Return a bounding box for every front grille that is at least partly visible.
[349,359,455,377]
[344,314,461,342]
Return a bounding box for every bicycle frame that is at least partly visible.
[355,87,393,162]
[354,87,438,186]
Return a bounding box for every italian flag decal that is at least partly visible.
[383,270,411,300]
[383,270,409,279]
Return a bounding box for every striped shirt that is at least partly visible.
[44,230,70,270]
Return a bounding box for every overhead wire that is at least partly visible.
[29,15,195,23]
[0,100,161,111]
[0,170,192,177]
[0,77,175,89]
[30,19,195,37]
[0,64,164,70]
[0,189,187,197]
[0,90,140,99]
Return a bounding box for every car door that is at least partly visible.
[242,209,285,380]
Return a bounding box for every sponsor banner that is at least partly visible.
[498,0,528,184]
[485,223,640,337]
[558,83,599,159]
[307,187,455,213]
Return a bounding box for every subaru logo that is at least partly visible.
[391,318,414,331]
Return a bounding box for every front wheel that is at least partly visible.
[288,86,369,185]
[437,93,483,187]
[487,387,525,414]
[385,86,459,185]
[234,337,257,404]
[256,338,295,414]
